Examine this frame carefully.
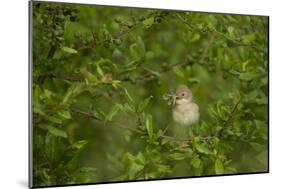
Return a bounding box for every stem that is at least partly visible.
[47,45,57,59]
[223,99,241,128]
[217,99,241,137]
[70,108,102,121]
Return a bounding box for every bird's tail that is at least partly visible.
[173,124,193,140]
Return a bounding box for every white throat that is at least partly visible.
[175,98,192,105]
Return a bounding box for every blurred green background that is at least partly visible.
[32,1,268,187]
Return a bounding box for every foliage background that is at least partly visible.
[32,1,268,187]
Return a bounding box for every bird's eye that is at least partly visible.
[182,93,185,96]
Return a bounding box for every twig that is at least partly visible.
[69,108,192,142]
[64,106,251,145]
[134,58,194,82]
[223,99,241,128]
[47,45,57,59]
[217,99,241,137]
[70,108,102,121]
[78,19,142,51]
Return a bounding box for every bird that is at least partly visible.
[172,84,200,127]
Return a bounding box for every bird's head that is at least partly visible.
[175,85,193,104]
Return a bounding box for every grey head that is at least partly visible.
[175,84,193,101]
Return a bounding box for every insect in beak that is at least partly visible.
[163,93,177,106]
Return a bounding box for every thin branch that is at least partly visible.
[67,94,243,144]
[77,19,142,52]
[46,11,58,59]
[223,99,241,128]
[69,108,191,142]
[55,99,250,146]
[115,124,193,142]
[134,58,194,82]
[69,107,228,144]
[47,45,57,59]
[70,108,102,121]
[217,98,241,137]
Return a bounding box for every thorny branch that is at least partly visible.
[223,99,241,128]
[69,108,102,121]
[217,98,241,138]
[70,98,246,145]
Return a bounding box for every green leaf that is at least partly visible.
[250,142,265,152]
[168,153,186,160]
[96,58,117,71]
[72,140,88,149]
[74,167,97,182]
[256,96,268,105]
[61,46,78,54]
[129,37,145,60]
[106,104,120,121]
[191,33,200,42]
[79,167,96,173]
[96,64,104,76]
[46,125,67,138]
[33,85,41,102]
[135,152,146,165]
[67,146,85,171]
[229,69,241,76]
[145,114,153,139]
[33,104,45,116]
[58,110,72,119]
[111,80,121,89]
[254,120,267,127]
[45,133,58,162]
[173,67,185,78]
[62,83,85,104]
[242,60,250,71]
[124,88,134,105]
[123,103,135,113]
[47,116,62,124]
[112,48,123,62]
[225,166,237,174]
[128,162,143,180]
[242,33,256,43]
[120,66,137,75]
[80,67,98,84]
[142,17,154,28]
[195,142,212,154]
[189,77,200,84]
[157,164,171,173]
[215,159,224,174]
[227,26,234,33]
[146,68,161,77]
[145,51,154,59]
[227,26,234,37]
[138,96,153,113]
[239,72,258,81]
[191,156,201,168]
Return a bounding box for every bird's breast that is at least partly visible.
[172,102,199,126]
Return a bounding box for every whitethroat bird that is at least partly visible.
[172,84,199,127]
[164,84,199,138]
